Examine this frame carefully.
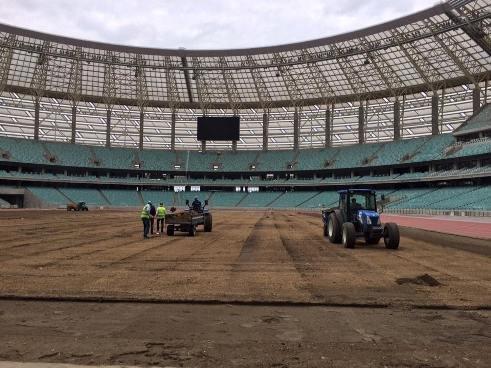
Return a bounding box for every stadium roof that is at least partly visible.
[0,0,489,149]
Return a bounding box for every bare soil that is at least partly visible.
[0,209,489,367]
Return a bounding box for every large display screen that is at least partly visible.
[197,116,240,141]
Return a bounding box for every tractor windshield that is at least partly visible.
[350,192,376,211]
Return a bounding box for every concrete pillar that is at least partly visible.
[262,112,269,152]
[139,108,144,150]
[325,107,331,148]
[431,93,439,135]
[393,98,401,141]
[170,111,176,151]
[34,96,40,141]
[473,86,481,114]
[293,107,299,150]
[358,103,365,144]
[71,104,77,144]
[232,140,237,152]
[106,109,111,148]
[201,140,206,153]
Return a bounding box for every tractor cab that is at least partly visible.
[338,189,379,229]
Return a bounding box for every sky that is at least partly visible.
[0,0,437,50]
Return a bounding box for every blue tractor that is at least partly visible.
[322,189,399,249]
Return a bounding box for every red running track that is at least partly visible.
[382,214,491,240]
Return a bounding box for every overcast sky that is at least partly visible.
[0,0,437,50]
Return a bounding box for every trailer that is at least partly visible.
[165,199,213,236]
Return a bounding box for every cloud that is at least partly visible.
[0,0,432,49]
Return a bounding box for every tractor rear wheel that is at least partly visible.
[166,225,175,236]
[384,222,400,249]
[204,214,213,232]
[342,222,356,249]
[323,223,328,237]
[327,213,342,243]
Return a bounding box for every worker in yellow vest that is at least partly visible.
[156,202,167,235]
[141,201,151,239]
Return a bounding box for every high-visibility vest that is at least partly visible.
[140,205,150,219]
[157,206,166,219]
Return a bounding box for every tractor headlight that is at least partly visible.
[366,217,372,225]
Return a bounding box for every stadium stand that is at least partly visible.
[26,187,70,206]
[208,192,246,207]
[100,189,142,207]
[59,188,109,206]
[453,104,491,136]
[236,192,283,207]
[0,132,489,172]
[0,197,10,208]
[268,191,320,208]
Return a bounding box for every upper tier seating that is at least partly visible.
[256,150,296,171]
[91,146,137,169]
[371,137,428,166]
[218,151,259,171]
[0,132,485,172]
[333,142,384,168]
[294,147,338,171]
[410,134,456,162]
[454,104,491,135]
[0,136,50,165]
[138,149,176,171]
[43,141,94,167]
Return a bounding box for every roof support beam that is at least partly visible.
[444,8,491,57]
[425,19,479,87]
[391,29,442,91]
[245,55,272,111]
[135,54,149,150]
[180,57,194,103]
[273,53,302,106]
[0,34,15,95]
[192,57,212,116]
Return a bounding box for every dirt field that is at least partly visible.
[0,209,490,367]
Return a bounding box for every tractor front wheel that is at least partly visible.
[384,222,400,249]
[342,222,356,249]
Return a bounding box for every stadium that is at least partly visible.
[0,0,490,367]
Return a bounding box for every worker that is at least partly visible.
[156,202,166,235]
[191,197,202,211]
[141,201,151,239]
[351,198,362,211]
[149,202,156,235]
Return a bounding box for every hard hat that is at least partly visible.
[147,201,152,204]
